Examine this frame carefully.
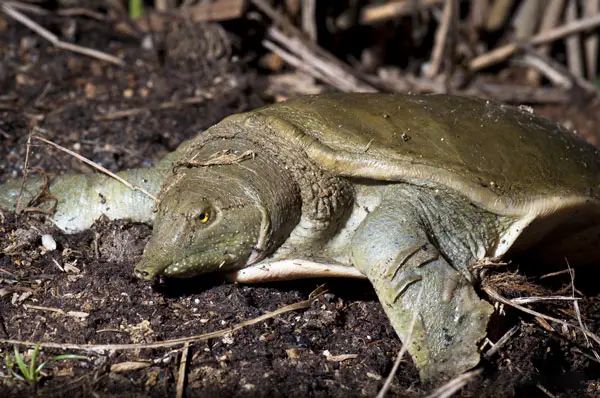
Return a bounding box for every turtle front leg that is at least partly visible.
[351,202,493,382]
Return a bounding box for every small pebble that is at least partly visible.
[41,234,57,252]
[286,348,301,359]
[141,35,154,50]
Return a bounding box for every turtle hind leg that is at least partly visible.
[351,201,493,382]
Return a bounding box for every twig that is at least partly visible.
[93,94,215,121]
[483,325,520,359]
[34,82,53,108]
[518,45,599,95]
[0,268,17,277]
[251,0,306,40]
[512,0,540,41]
[511,295,581,305]
[32,134,158,202]
[175,150,255,169]
[265,72,325,96]
[422,368,483,398]
[468,0,487,41]
[515,54,573,89]
[571,346,600,364]
[155,0,169,12]
[584,0,599,80]
[110,361,152,373]
[359,0,444,25]
[485,0,515,31]
[267,27,376,92]
[375,285,424,398]
[15,121,35,213]
[483,285,600,347]
[1,3,123,66]
[263,41,339,88]
[425,0,455,79]
[0,298,311,352]
[133,0,245,32]
[301,0,317,42]
[471,12,600,71]
[252,0,376,92]
[536,383,558,398]
[57,7,106,21]
[24,304,88,319]
[1,1,47,15]
[512,0,541,85]
[565,0,584,78]
[539,269,571,279]
[531,0,565,85]
[176,342,190,398]
[566,261,600,362]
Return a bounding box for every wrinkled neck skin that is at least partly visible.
[193,116,356,260]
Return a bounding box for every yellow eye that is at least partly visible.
[198,211,210,224]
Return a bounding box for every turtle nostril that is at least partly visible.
[134,269,150,279]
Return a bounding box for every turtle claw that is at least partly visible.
[388,269,422,303]
[387,266,461,304]
[384,243,452,303]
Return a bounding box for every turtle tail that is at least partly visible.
[0,167,168,233]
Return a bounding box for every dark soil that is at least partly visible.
[2,8,600,398]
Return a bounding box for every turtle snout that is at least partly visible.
[134,261,160,280]
[134,267,152,280]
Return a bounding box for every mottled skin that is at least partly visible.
[3,93,600,382]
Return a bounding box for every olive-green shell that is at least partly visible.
[244,93,600,218]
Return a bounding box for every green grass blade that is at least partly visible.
[35,361,48,374]
[129,0,144,19]
[13,345,30,380]
[29,343,41,382]
[53,354,88,361]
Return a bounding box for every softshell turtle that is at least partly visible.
[2,93,600,382]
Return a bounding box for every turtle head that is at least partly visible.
[134,168,269,280]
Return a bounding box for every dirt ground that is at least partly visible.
[2,9,600,398]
